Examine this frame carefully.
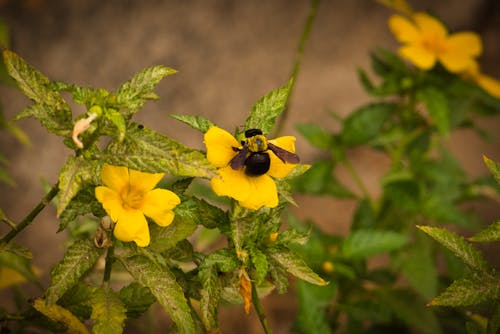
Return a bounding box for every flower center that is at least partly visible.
[421,35,448,56]
[120,186,144,210]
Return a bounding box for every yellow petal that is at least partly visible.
[95,186,126,222]
[129,169,164,194]
[439,32,482,73]
[413,12,447,39]
[142,188,180,226]
[239,174,278,210]
[476,73,500,98]
[211,166,250,202]
[267,136,298,179]
[204,126,240,168]
[100,164,129,192]
[399,44,437,70]
[388,14,419,43]
[113,209,150,247]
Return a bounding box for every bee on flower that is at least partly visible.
[204,126,299,210]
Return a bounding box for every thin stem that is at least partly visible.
[342,158,371,201]
[273,0,321,137]
[1,183,59,245]
[102,244,115,285]
[251,281,272,334]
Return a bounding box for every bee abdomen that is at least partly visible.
[244,153,271,176]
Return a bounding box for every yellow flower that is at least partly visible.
[95,164,180,247]
[389,12,482,73]
[204,126,298,210]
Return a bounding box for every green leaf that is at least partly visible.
[119,255,194,334]
[91,287,126,334]
[148,200,199,253]
[295,123,334,149]
[292,160,354,198]
[393,235,438,300]
[58,283,96,320]
[341,229,408,259]
[483,155,500,185]
[417,226,488,271]
[45,239,102,305]
[378,289,442,334]
[104,109,126,142]
[119,283,156,318]
[58,185,105,232]
[417,86,450,136]
[101,123,216,178]
[171,114,214,133]
[116,65,176,117]
[33,299,89,334]
[268,255,289,294]
[294,280,337,334]
[341,102,396,146]
[430,272,500,306]
[268,248,326,286]
[244,79,292,134]
[57,156,100,216]
[14,104,72,136]
[198,264,221,330]
[0,247,38,284]
[250,248,268,284]
[470,221,500,242]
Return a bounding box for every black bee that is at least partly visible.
[230,128,300,176]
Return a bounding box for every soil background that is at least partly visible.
[0,0,499,333]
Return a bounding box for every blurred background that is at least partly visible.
[0,0,499,332]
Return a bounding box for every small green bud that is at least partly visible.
[88,105,103,118]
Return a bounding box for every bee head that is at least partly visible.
[244,128,263,138]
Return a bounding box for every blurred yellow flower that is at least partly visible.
[95,164,180,247]
[466,63,500,98]
[204,126,298,210]
[389,12,482,73]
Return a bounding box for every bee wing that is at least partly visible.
[268,143,300,164]
[229,146,249,170]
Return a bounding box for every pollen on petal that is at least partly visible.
[204,126,240,168]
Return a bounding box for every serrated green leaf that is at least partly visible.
[341,229,408,259]
[295,123,334,149]
[119,282,156,318]
[116,65,176,117]
[430,272,500,306]
[100,123,216,178]
[58,186,105,232]
[417,86,450,136]
[198,264,221,330]
[267,255,289,294]
[295,280,337,334]
[341,102,396,146]
[14,104,72,136]
[483,155,500,185]
[417,226,488,271]
[58,283,96,320]
[250,248,268,283]
[200,248,239,273]
[46,239,102,305]
[171,114,214,133]
[57,156,100,216]
[244,79,292,134]
[268,248,326,286]
[91,287,126,334]
[33,299,89,334]
[470,221,500,242]
[120,255,194,334]
[104,109,126,142]
[149,200,199,253]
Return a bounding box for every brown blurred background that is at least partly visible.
[0,0,499,332]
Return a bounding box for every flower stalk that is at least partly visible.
[252,281,273,334]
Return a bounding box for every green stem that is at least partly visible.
[274,0,320,137]
[252,281,273,334]
[342,158,371,201]
[102,244,115,285]
[1,183,59,245]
